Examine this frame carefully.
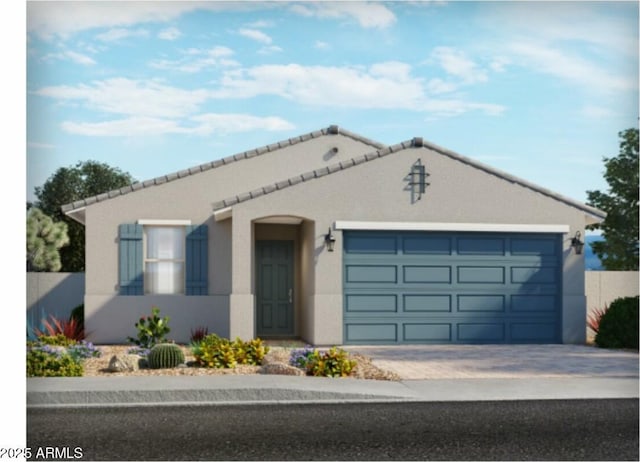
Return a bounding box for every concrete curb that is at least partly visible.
[27,375,639,408]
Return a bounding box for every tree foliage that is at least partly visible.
[27,208,70,272]
[34,161,135,272]
[586,128,639,270]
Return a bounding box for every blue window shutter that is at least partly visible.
[118,224,143,295]
[186,225,208,295]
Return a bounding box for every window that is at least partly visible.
[144,226,185,294]
[119,222,207,296]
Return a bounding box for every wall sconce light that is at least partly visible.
[571,231,584,255]
[325,228,336,252]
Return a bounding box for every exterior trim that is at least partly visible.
[335,221,571,234]
[214,207,233,221]
[137,219,192,226]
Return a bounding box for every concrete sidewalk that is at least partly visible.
[27,375,639,408]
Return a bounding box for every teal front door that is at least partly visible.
[256,240,294,337]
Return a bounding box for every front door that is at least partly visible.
[256,240,294,337]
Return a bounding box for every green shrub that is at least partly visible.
[595,296,639,349]
[27,347,83,377]
[305,347,357,378]
[147,343,185,369]
[36,334,77,347]
[127,306,170,349]
[192,334,269,368]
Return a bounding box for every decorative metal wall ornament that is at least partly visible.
[409,159,430,201]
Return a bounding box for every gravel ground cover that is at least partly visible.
[83,344,401,381]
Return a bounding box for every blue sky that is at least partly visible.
[26,1,639,209]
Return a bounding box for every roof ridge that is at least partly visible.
[61,125,386,214]
[213,137,606,220]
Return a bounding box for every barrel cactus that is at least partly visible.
[147,343,185,369]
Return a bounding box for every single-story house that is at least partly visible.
[62,125,605,345]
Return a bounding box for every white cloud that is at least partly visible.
[96,28,149,42]
[431,47,488,84]
[314,41,330,50]
[158,27,181,41]
[60,114,294,137]
[290,2,396,29]
[213,62,504,117]
[43,50,96,66]
[482,2,639,58]
[189,114,295,135]
[35,78,210,118]
[65,51,96,65]
[238,28,272,44]
[214,63,424,109]
[422,100,505,118]
[489,56,510,73]
[508,41,636,92]
[245,20,274,28]
[27,2,243,40]
[426,78,457,95]
[258,45,283,55]
[149,46,238,73]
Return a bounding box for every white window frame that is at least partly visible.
[139,220,191,295]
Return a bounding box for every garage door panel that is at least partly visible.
[458,295,505,312]
[345,323,398,342]
[457,237,505,255]
[458,266,505,284]
[345,294,397,313]
[344,234,397,254]
[346,265,397,283]
[511,266,557,284]
[403,323,452,342]
[402,236,452,255]
[511,238,557,256]
[511,294,556,313]
[343,231,561,344]
[403,266,452,283]
[511,323,557,342]
[404,294,452,312]
[458,323,505,342]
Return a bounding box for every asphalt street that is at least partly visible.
[27,399,638,461]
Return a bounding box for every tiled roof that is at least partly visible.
[212,136,607,220]
[60,125,386,214]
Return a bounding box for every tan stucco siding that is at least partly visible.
[83,134,378,296]
[81,134,379,343]
[227,145,589,344]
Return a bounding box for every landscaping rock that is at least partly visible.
[107,354,143,372]
[262,349,291,365]
[259,362,306,376]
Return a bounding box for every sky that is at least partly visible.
[25,1,639,211]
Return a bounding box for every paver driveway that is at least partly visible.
[345,344,639,380]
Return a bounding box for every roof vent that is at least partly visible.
[327,125,339,135]
[412,137,423,147]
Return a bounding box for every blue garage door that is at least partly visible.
[343,231,562,344]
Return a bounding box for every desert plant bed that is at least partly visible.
[82,344,400,381]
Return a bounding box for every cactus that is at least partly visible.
[147,343,185,369]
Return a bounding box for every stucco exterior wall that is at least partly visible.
[585,271,639,340]
[227,144,590,344]
[81,133,379,342]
